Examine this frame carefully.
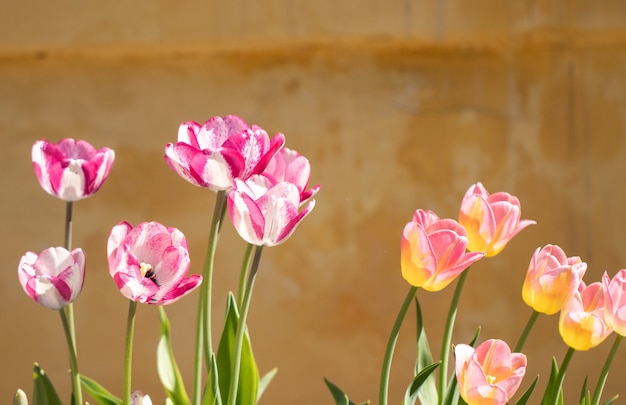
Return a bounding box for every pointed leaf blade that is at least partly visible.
[156,307,190,404]
[32,363,62,405]
[80,375,122,405]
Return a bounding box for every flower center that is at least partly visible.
[139,262,159,285]
[486,374,497,385]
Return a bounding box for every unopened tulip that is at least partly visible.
[603,269,626,337]
[107,221,201,305]
[559,282,612,351]
[455,339,527,405]
[164,115,285,191]
[228,178,315,246]
[522,244,587,315]
[18,247,86,310]
[32,138,115,201]
[401,209,484,292]
[459,182,535,257]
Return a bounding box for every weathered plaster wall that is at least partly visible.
[2,1,626,404]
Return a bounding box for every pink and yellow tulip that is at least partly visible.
[459,182,535,257]
[164,115,285,191]
[559,281,612,351]
[32,138,115,202]
[400,209,484,291]
[522,244,587,315]
[603,269,626,337]
[107,221,201,305]
[18,247,86,310]
[227,177,316,246]
[455,339,527,405]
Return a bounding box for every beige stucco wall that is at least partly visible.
[3,1,626,403]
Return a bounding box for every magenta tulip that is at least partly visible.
[32,138,115,202]
[107,221,201,305]
[227,178,315,246]
[455,339,527,405]
[18,247,86,310]
[603,269,626,337]
[459,182,535,257]
[522,244,587,315]
[261,147,320,203]
[164,115,285,191]
[400,209,484,291]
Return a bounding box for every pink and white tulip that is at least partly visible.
[32,138,115,201]
[459,182,535,257]
[164,115,285,191]
[522,244,587,315]
[559,281,612,351]
[131,391,153,405]
[455,339,527,405]
[228,178,315,246]
[260,147,320,203]
[400,209,484,291]
[603,269,626,337]
[18,247,86,310]
[107,221,201,305]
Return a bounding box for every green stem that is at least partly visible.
[227,245,264,405]
[193,190,227,403]
[378,285,418,405]
[514,310,540,352]
[591,334,623,405]
[550,347,575,405]
[64,201,73,250]
[59,307,82,405]
[237,244,254,309]
[123,301,138,405]
[438,269,470,404]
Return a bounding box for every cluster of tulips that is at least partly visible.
[14,114,626,405]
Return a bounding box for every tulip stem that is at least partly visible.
[591,334,622,405]
[379,285,418,405]
[237,243,254,309]
[514,310,539,352]
[59,306,82,405]
[227,245,263,405]
[64,201,73,250]
[438,268,470,405]
[123,301,138,405]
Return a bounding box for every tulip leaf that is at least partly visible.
[403,361,440,405]
[602,395,619,405]
[323,378,370,405]
[515,375,539,405]
[157,306,190,405]
[216,292,259,405]
[257,367,278,402]
[541,358,563,405]
[80,375,122,405]
[202,353,222,405]
[31,363,62,405]
[579,376,589,405]
[414,298,438,405]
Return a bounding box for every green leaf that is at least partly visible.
[403,361,440,405]
[541,358,560,405]
[32,363,62,405]
[579,376,589,405]
[202,354,222,405]
[323,378,355,405]
[515,375,539,405]
[257,368,278,402]
[602,394,619,405]
[216,292,259,405]
[157,307,190,404]
[80,375,122,405]
[414,298,438,405]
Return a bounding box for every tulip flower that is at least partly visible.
[455,339,527,405]
[18,247,86,310]
[164,115,285,191]
[559,281,612,351]
[459,182,535,257]
[131,391,153,405]
[32,138,115,202]
[261,147,320,203]
[603,269,626,337]
[522,244,587,315]
[107,221,201,305]
[227,178,315,246]
[400,209,484,292]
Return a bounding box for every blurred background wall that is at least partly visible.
[2,1,626,403]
